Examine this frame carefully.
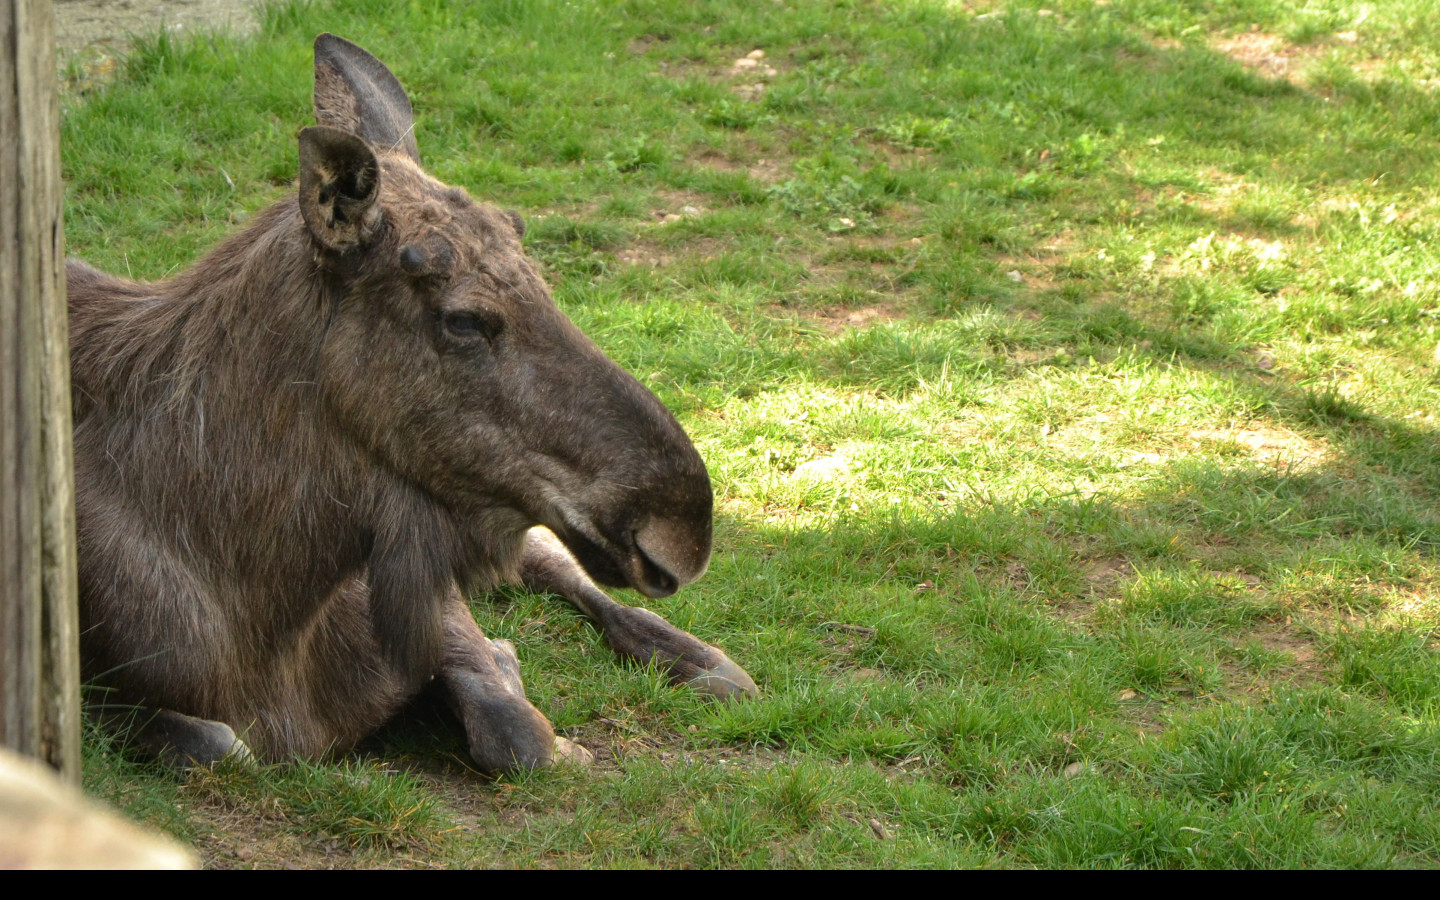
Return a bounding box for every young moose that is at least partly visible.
[69,34,756,774]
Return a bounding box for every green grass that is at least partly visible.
[65,0,1440,868]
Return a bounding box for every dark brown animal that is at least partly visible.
[69,34,756,774]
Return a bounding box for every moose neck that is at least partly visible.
[70,198,436,608]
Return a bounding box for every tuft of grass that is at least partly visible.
[1330,626,1440,715]
[265,760,455,853]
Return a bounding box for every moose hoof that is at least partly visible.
[553,737,594,766]
[147,716,253,770]
[687,652,760,700]
[446,670,557,775]
[221,735,255,766]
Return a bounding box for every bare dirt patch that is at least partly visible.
[1085,557,1133,595]
[1006,346,1063,368]
[726,49,779,100]
[793,302,906,334]
[648,188,711,223]
[1114,42,1175,73]
[1106,423,1333,474]
[1043,557,1133,627]
[996,252,1063,293]
[615,233,723,272]
[1142,29,1380,91]
[627,33,671,56]
[182,774,419,870]
[1211,31,1314,81]
[652,44,785,104]
[1251,625,1321,668]
[197,819,425,870]
[690,150,786,185]
[1186,425,1332,472]
[693,151,746,173]
[871,141,937,175]
[746,157,786,184]
[615,247,673,268]
[1208,30,1385,88]
[54,0,269,57]
[1223,622,1331,696]
[1190,168,1251,217]
[996,232,1078,292]
[797,231,927,297]
[1050,597,1097,627]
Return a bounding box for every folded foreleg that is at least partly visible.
[438,590,591,773]
[520,528,758,699]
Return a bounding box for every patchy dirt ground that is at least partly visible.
[53,0,268,57]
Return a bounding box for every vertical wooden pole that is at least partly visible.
[0,0,80,783]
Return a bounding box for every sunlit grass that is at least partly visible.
[66,0,1440,869]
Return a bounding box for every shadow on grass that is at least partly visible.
[67,2,1440,868]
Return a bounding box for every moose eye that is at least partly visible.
[441,310,499,342]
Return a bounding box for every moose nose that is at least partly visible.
[632,545,680,599]
[631,517,711,598]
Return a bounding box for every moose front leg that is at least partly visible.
[88,694,253,770]
[438,593,591,773]
[521,528,759,699]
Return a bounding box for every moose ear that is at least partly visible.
[504,209,526,238]
[313,33,421,163]
[298,126,382,251]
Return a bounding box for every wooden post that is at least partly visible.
[0,0,80,783]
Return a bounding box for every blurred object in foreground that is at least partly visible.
[0,748,196,869]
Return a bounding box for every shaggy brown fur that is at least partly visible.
[71,35,752,774]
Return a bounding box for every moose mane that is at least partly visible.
[69,201,322,419]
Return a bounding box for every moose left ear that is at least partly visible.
[298,125,382,251]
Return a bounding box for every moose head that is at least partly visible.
[302,34,713,601]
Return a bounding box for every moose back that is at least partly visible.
[70,34,756,774]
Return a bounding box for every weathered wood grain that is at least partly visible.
[0,0,80,783]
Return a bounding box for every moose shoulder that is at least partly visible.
[70,34,756,774]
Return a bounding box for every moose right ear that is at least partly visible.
[298,125,382,252]
[313,33,421,163]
